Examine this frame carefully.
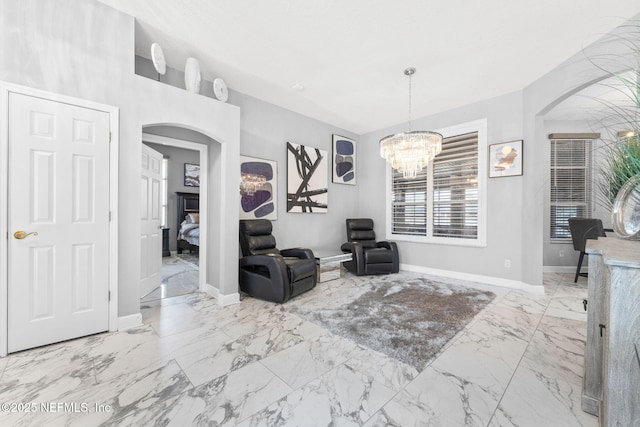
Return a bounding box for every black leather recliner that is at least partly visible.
[568,217,606,283]
[340,218,399,276]
[239,219,317,303]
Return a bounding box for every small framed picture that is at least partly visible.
[184,163,200,187]
[489,140,523,178]
[332,134,356,185]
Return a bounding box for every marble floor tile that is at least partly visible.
[545,297,588,321]
[553,283,589,299]
[373,364,500,427]
[490,361,598,427]
[260,333,358,389]
[0,272,599,426]
[496,290,551,315]
[115,362,291,427]
[520,316,587,387]
[344,346,419,392]
[239,363,396,426]
[1,359,192,426]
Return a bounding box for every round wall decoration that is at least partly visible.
[150,43,166,75]
[213,78,229,102]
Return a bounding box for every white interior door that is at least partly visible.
[140,144,163,298]
[7,92,110,353]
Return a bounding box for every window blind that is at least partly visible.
[390,131,479,239]
[391,168,427,236]
[550,139,592,240]
[433,132,479,238]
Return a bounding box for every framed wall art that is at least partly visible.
[332,134,356,185]
[184,163,200,187]
[489,140,523,178]
[239,155,277,220]
[287,142,328,213]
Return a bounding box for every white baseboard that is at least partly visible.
[543,266,577,273]
[204,283,240,306]
[118,313,143,330]
[400,263,545,295]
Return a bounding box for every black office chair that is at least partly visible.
[239,219,317,303]
[568,218,606,283]
[340,218,399,276]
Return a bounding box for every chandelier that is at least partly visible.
[240,173,266,196]
[380,67,442,178]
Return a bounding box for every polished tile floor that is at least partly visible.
[0,271,596,426]
[141,254,199,303]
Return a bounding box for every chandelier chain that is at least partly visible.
[408,72,412,132]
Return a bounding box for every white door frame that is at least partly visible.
[141,132,208,294]
[0,82,119,357]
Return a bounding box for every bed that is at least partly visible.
[176,192,200,254]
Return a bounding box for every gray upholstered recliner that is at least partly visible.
[239,219,317,303]
[340,218,399,276]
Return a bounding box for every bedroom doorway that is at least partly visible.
[140,132,208,303]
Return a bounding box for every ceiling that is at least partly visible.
[97,0,640,135]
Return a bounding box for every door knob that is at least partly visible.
[13,230,38,240]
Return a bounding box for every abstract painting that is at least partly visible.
[287,142,328,213]
[239,156,277,220]
[332,134,356,185]
[489,140,523,177]
[184,163,200,187]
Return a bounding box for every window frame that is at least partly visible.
[549,138,593,242]
[385,119,488,247]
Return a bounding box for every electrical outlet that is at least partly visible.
[559,250,565,258]
[504,259,511,268]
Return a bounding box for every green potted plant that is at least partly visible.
[590,22,640,237]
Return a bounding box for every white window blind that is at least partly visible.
[391,131,479,240]
[550,139,592,240]
[391,168,427,236]
[433,132,479,239]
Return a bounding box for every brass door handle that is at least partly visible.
[13,231,38,240]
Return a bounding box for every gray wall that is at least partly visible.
[521,16,640,285]
[136,55,361,251]
[541,120,612,268]
[358,91,525,282]
[1,0,241,317]
[143,142,200,252]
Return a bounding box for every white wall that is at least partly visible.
[143,142,200,252]
[0,0,241,317]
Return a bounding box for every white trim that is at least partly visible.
[0,82,119,356]
[118,313,143,330]
[109,106,119,333]
[543,265,577,273]
[385,119,488,247]
[400,263,546,295]
[204,284,240,306]
[142,132,208,297]
[0,84,9,357]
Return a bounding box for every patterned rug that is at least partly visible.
[289,276,495,369]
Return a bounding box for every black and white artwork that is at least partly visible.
[184,163,200,187]
[287,142,328,213]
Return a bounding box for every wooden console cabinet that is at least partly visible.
[582,237,640,426]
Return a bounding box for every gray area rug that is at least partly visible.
[289,276,495,369]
